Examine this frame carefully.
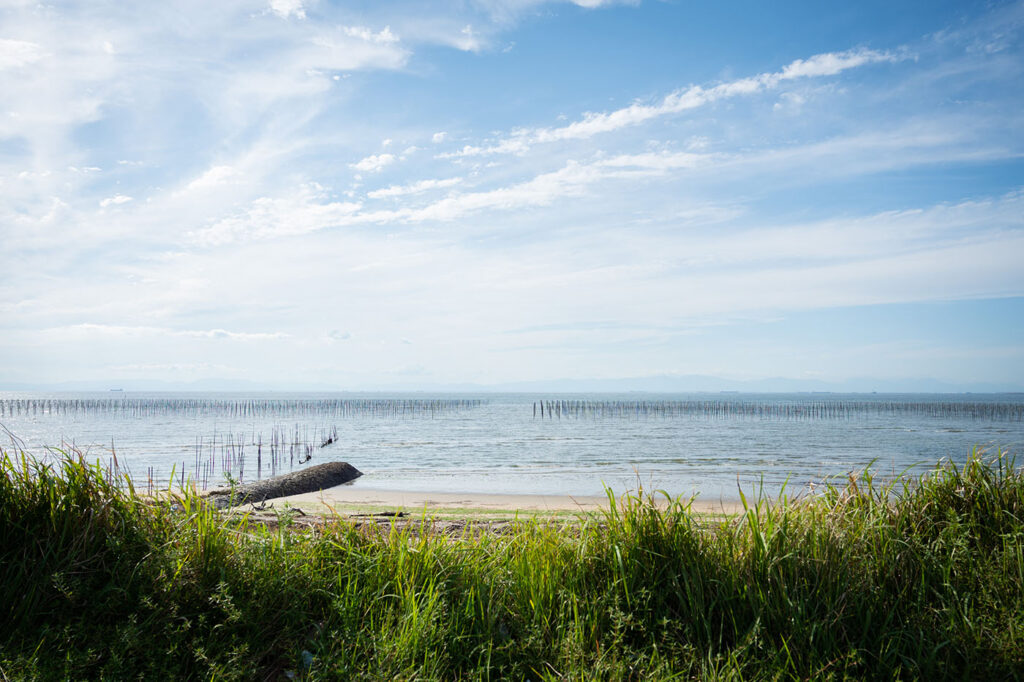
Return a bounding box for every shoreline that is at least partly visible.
[263,486,745,516]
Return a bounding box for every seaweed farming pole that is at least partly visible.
[528,398,1024,422]
[0,396,487,420]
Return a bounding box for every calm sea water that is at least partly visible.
[2,391,1022,501]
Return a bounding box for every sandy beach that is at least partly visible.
[267,486,744,516]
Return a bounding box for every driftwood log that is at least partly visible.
[204,461,362,509]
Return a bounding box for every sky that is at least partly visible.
[1,0,1023,391]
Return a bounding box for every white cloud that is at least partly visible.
[441,48,906,157]
[59,323,288,341]
[180,328,289,340]
[186,150,716,244]
[393,154,701,223]
[773,92,806,112]
[99,194,133,207]
[540,48,903,142]
[598,151,707,170]
[342,25,399,45]
[721,124,1014,179]
[185,165,237,192]
[456,24,481,52]
[666,189,1024,269]
[353,153,706,224]
[672,204,745,225]
[432,131,448,143]
[269,0,306,19]
[438,137,530,158]
[403,162,603,219]
[191,184,363,245]
[305,27,408,73]
[351,153,395,172]
[570,0,639,6]
[0,38,44,70]
[778,49,901,79]
[191,163,620,244]
[188,138,1018,250]
[367,176,463,199]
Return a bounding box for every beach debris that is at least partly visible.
[319,426,338,448]
[204,461,362,509]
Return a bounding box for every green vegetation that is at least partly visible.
[2,448,1023,680]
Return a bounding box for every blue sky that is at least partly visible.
[1,0,1022,390]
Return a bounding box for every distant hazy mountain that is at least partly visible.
[0,378,280,392]
[467,374,1023,394]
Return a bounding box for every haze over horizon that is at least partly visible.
[3,372,1022,395]
[2,1,1023,391]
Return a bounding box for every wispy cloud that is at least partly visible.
[193,126,1013,247]
[0,38,44,69]
[193,151,712,244]
[57,324,289,341]
[185,165,238,192]
[268,0,305,20]
[340,25,399,45]
[99,194,132,208]
[441,48,907,158]
[367,176,463,199]
[351,153,396,172]
[302,26,408,72]
[192,184,363,246]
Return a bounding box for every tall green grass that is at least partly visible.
[1,447,1023,679]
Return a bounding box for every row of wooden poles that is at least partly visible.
[533,399,1024,421]
[46,422,342,494]
[129,424,338,494]
[186,424,333,492]
[0,397,484,419]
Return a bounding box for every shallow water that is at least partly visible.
[1,391,1022,501]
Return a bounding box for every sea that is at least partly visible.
[1,391,1022,502]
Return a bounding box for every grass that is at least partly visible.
[1,447,1023,680]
